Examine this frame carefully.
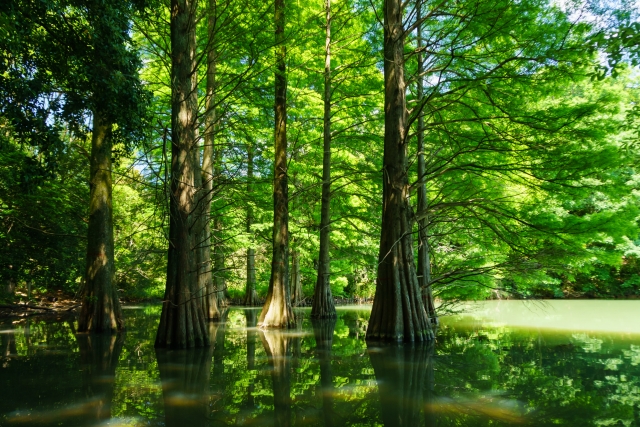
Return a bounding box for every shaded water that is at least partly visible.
[1,301,640,426]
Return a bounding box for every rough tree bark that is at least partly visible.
[365,0,434,343]
[197,0,220,320]
[416,4,437,326]
[311,0,337,319]
[155,0,209,349]
[244,143,259,306]
[259,0,294,328]
[290,249,302,306]
[78,109,123,333]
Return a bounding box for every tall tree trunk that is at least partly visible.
[290,249,302,305]
[213,132,227,307]
[416,3,437,326]
[78,108,123,333]
[365,0,434,343]
[312,0,336,320]
[198,0,220,320]
[244,144,259,306]
[259,0,294,328]
[155,0,209,349]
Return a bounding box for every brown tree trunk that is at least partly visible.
[78,108,123,333]
[259,0,294,328]
[312,318,336,427]
[312,0,336,320]
[244,143,259,306]
[155,0,209,349]
[365,0,434,343]
[198,0,220,320]
[213,134,227,307]
[290,249,302,306]
[416,4,437,326]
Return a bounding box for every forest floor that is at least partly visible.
[0,289,81,318]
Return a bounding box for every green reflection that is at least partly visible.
[1,302,640,426]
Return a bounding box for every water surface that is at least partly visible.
[1,300,639,426]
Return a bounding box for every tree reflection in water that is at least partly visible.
[312,318,336,427]
[155,311,228,427]
[368,342,435,426]
[77,333,125,422]
[260,327,293,427]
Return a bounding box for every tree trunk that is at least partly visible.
[365,0,434,343]
[155,0,209,349]
[290,249,302,306]
[212,138,227,307]
[312,318,336,427]
[259,0,294,328]
[78,108,123,333]
[416,3,437,326]
[260,329,292,427]
[244,143,259,306]
[312,0,336,320]
[198,0,220,320]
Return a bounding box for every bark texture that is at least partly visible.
[416,6,437,326]
[311,0,336,320]
[365,0,434,343]
[290,249,302,306]
[155,0,209,349]
[244,144,259,305]
[198,0,220,320]
[259,0,294,328]
[78,109,123,333]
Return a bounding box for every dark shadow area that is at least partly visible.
[368,341,435,426]
[312,318,337,427]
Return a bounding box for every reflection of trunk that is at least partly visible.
[312,318,336,427]
[259,0,294,328]
[366,0,433,343]
[155,0,208,349]
[77,333,124,421]
[312,0,336,320]
[415,4,437,326]
[290,249,302,306]
[209,308,228,421]
[368,342,434,426]
[78,108,123,333]
[244,144,259,306]
[260,329,292,427]
[156,347,213,427]
[244,309,258,411]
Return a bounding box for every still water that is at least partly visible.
[1,301,640,426]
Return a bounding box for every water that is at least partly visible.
[1,301,640,426]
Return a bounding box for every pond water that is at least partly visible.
[1,300,640,426]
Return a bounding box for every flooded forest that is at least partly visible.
[2,0,640,425]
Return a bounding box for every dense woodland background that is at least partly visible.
[3,0,640,310]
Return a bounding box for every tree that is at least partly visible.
[155,0,209,348]
[311,0,337,319]
[366,0,434,343]
[259,0,295,328]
